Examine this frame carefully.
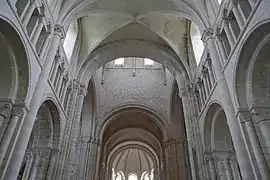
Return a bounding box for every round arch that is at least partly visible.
[0,16,30,104]
[234,20,270,109]
[97,104,169,142]
[77,39,189,87]
[81,77,97,137]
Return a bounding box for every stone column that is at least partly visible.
[66,85,87,179]
[50,56,61,83]
[60,75,69,102]
[223,21,235,47]
[251,108,270,154]
[56,67,65,94]
[204,152,217,180]
[231,1,245,29]
[237,110,270,179]
[46,149,61,180]
[31,17,45,45]
[214,153,227,180]
[21,150,34,180]
[30,148,51,180]
[39,33,52,60]
[57,80,79,180]
[21,2,36,26]
[0,105,26,167]
[0,103,12,132]
[202,28,255,180]
[228,154,241,180]
[75,136,89,180]
[1,25,65,180]
[87,137,101,180]
[176,73,198,180]
[206,57,215,87]
[216,34,228,62]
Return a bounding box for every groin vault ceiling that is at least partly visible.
[58,0,207,70]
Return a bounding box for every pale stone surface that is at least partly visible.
[0,0,270,179]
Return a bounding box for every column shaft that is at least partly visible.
[22,3,36,26]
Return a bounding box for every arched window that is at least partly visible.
[128,173,138,180]
[115,58,125,65]
[63,20,78,62]
[190,22,204,65]
[144,58,154,66]
[217,0,222,4]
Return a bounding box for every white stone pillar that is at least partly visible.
[1,25,65,180]
[74,137,86,180]
[0,105,26,167]
[31,17,45,45]
[223,22,235,48]
[50,56,61,83]
[21,2,36,26]
[231,2,245,29]
[56,68,65,94]
[237,110,270,179]
[206,58,215,87]
[39,33,52,60]
[228,154,241,180]
[21,150,34,180]
[214,154,227,180]
[60,76,69,102]
[30,148,51,180]
[202,28,255,180]
[251,108,270,154]
[176,73,198,180]
[216,35,228,62]
[66,85,87,179]
[202,72,210,96]
[46,149,60,180]
[0,103,12,134]
[86,137,101,180]
[204,153,217,180]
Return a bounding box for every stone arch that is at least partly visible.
[203,102,241,180]
[77,39,190,88]
[80,77,97,137]
[235,20,270,108]
[18,100,61,179]
[97,104,169,142]
[234,20,270,173]
[99,106,165,180]
[168,80,192,180]
[0,17,29,104]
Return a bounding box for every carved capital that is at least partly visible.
[202,28,214,42]
[236,110,251,123]
[0,103,12,118]
[11,104,27,117]
[54,25,65,39]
